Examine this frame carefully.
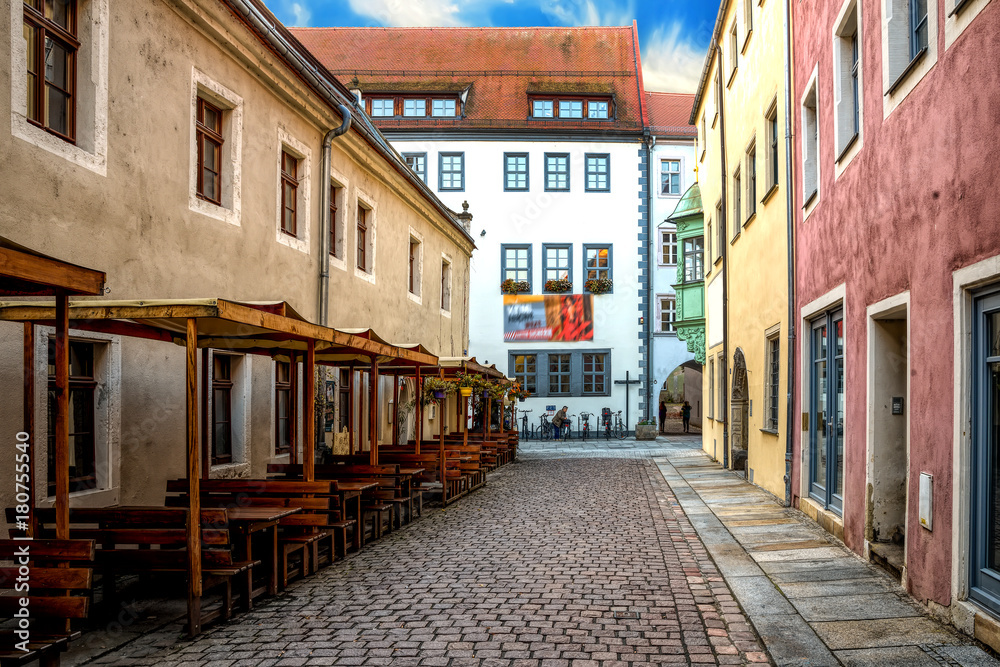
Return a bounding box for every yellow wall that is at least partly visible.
[696,0,790,499]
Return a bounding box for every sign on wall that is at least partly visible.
[503,294,594,342]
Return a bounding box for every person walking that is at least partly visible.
[658,400,667,434]
[682,401,692,433]
[552,405,568,439]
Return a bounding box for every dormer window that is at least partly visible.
[364,95,460,119]
[529,96,614,120]
[371,98,394,116]
[403,99,426,117]
[432,99,456,116]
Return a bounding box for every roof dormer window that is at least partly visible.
[529,96,614,120]
[371,98,394,116]
[533,100,554,117]
[432,99,456,116]
[588,101,609,119]
[364,94,460,119]
[403,99,426,117]
[558,100,583,118]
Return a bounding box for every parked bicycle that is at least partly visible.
[519,409,532,437]
[579,411,592,440]
[612,410,627,439]
[536,413,553,440]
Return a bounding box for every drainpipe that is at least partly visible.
[716,42,729,470]
[645,128,655,422]
[782,0,797,507]
[318,105,353,326]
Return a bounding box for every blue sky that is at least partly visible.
[261,0,722,94]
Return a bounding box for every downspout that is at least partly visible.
[782,0,797,507]
[318,105,353,326]
[716,42,729,470]
[645,128,655,422]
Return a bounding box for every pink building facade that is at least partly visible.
[790,0,1000,643]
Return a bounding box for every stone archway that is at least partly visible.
[730,348,749,471]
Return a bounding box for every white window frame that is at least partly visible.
[10,0,109,174]
[881,0,938,118]
[407,227,423,305]
[189,68,244,227]
[207,350,252,477]
[659,158,683,197]
[354,189,378,284]
[371,98,394,116]
[440,252,453,317]
[945,0,993,50]
[275,127,312,254]
[657,294,677,335]
[800,67,821,218]
[833,0,864,174]
[659,229,678,266]
[33,327,122,508]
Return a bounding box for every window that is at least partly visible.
[718,357,727,422]
[659,296,676,334]
[728,20,739,81]
[588,101,609,119]
[700,114,707,161]
[432,99,457,116]
[558,100,583,118]
[716,201,724,255]
[280,149,298,236]
[330,184,345,261]
[371,98,394,116]
[765,100,780,192]
[403,99,426,117]
[504,153,529,191]
[47,339,97,495]
[275,361,293,455]
[543,244,571,285]
[338,369,350,433]
[909,0,928,59]
[834,3,862,158]
[583,354,608,394]
[212,354,234,465]
[512,354,537,394]
[744,0,754,38]
[501,244,532,287]
[403,153,427,183]
[585,154,609,192]
[584,245,612,284]
[356,203,369,272]
[683,237,705,282]
[408,236,421,297]
[23,0,77,141]
[661,159,681,195]
[548,354,571,395]
[765,334,780,432]
[733,168,741,236]
[440,257,452,313]
[801,78,820,205]
[661,230,677,265]
[746,141,757,219]
[439,152,464,191]
[707,222,713,267]
[544,153,569,191]
[708,358,715,419]
[196,98,223,205]
[532,100,554,118]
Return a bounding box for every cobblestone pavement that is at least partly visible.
[83,438,771,666]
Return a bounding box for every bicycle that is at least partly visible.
[519,410,532,438]
[579,411,592,440]
[559,414,575,441]
[537,414,553,441]
[612,410,627,439]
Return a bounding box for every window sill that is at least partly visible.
[886,47,928,97]
[759,427,780,436]
[727,67,738,88]
[949,0,973,16]
[714,255,723,267]
[741,30,753,55]
[802,189,818,210]
[544,188,571,193]
[730,230,741,245]
[743,211,757,229]
[585,189,611,194]
[835,132,860,163]
[761,183,779,205]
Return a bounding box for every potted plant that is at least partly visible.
[544,278,572,293]
[585,277,613,294]
[421,377,455,404]
[456,372,481,397]
[635,419,658,441]
[501,278,530,294]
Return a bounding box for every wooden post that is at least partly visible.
[369,358,378,465]
[463,392,469,448]
[486,394,492,438]
[392,374,399,445]
[347,367,355,455]
[200,348,209,479]
[53,295,69,540]
[304,342,316,481]
[23,323,35,537]
[290,353,299,465]
[414,367,422,454]
[438,370,446,504]
[185,318,203,637]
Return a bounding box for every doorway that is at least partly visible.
[731,348,749,472]
[867,303,908,581]
[809,310,844,512]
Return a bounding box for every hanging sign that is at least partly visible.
[503,294,594,342]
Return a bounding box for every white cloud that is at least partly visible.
[641,21,706,94]
[290,2,311,26]
[344,0,467,26]
[540,0,636,26]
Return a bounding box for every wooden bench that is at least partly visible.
[383,447,473,505]
[25,507,255,628]
[0,539,94,667]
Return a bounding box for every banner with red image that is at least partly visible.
[503,294,594,342]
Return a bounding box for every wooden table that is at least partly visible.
[227,506,301,599]
[334,481,377,551]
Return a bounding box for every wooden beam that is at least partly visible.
[392,375,399,446]
[290,353,298,466]
[53,295,69,540]
[23,323,35,537]
[185,318,202,637]
[200,349,209,480]
[369,359,378,465]
[414,367,422,454]
[348,369,355,455]
[486,395,492,438]
[304,341,315,481]
[439,370,446,504]
[0,246,105,296]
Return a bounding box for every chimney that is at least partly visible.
[456,201,473,233]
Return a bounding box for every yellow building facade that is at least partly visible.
[692,0,792,499]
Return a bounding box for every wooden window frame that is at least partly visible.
[529,95,614,120]
[196,97,224,205]
[280,149,298,237]
[211,354,234,466]
[330,184,340,257]
[356,203,368,272]
[274,360,295,456]
[47,338,97,495]
[409,237,420,295]
[365,95,460,119]
[23,0,79,143]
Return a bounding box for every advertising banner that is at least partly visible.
[503,294,593,342]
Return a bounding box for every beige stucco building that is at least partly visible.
[0,0,475,514]
[692,0,793,499]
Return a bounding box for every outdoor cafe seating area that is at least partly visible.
[0,241,520,666]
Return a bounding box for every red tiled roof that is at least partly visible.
[645,92,696,137]
[290,26,647,134]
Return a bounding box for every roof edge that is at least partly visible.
[689,0,732,125]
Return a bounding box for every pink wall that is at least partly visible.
[791,1,1000,607]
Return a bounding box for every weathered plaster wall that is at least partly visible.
[791,0,1000,607]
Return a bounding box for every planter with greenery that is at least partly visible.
[635,420,658,441]
[501,279,530,294]
[544,278,572,293]
[421,377,456,405]
[585,277,613,294]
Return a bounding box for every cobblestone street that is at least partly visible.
[83,437,769,666]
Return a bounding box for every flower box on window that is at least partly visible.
[585,277,613,294]
[501,279,530,294]
[544,278,572,293]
